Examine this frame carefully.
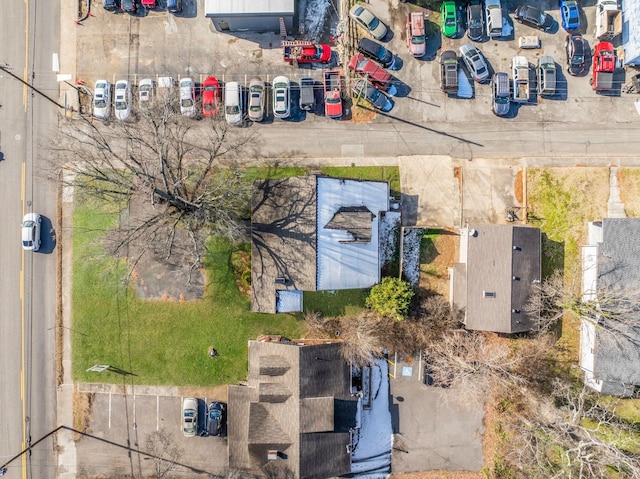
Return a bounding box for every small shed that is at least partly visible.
[204,0,296,34]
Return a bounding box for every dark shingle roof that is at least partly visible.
[251,177,317,313]
[228,340,356,478]
[592,219,640,390]
[462,225,541,333]
[324,206,375,243]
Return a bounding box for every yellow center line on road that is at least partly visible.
[21,161,27,479]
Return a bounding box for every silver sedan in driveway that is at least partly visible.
[459,43,490,83]
[182,397,198,437]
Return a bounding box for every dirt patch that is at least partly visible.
[514,170,523,205]
[419,230,456,297]
[618,168,640,217]
[179,385,229,403]
[351,100,377,122]
[73,387,95,441]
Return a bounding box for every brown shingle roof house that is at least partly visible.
[450,225,541,334]
[228,337,357,479]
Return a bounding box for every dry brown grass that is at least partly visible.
[419,230,456,298]
[72,387,95,441]
[618,168,640,217]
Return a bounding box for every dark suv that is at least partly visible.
[357,38,396,70]
[514,5,554,31]
[103,0,119,11]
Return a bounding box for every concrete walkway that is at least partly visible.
[607,167,627,218]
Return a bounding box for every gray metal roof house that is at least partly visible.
[251,175,390,314]
[450,225,541,334]
[580,218,640,396]
[228,337,357,479]
[204,0,296,34]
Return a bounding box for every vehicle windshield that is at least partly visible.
[140,85,151,92]
[205,85,216,92]
[412,35,426,45]
[23,220,35,228]
[116,101,127,110]
[95,99,106,108]
[204,103,215,112]
[226,105,239,114]
[367,17,380,30]
[495,97,508,104]
[477,65,487,76]
[446,17,456,27]
[250,105,261,112]
[326,97,340,104]
[572,55,583,64]
[181,99,193,107]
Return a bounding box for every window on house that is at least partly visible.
[483,291,496,298]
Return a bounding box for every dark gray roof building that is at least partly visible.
[251,176,390,314]
[228,337,357,479]
[580,218,640,396]
[451,225,541,333]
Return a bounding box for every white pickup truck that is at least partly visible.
[595,0,622,40]
[511,56,530,103]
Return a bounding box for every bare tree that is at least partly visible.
[50,96,258,280]
[424,331,552,405]
[144,428,183,479]
[506,379,640,479]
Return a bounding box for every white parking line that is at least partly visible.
[156,395,159,431]
[133,394,136,429]
[108,393,112,429]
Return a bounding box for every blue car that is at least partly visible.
[559,0,580,31]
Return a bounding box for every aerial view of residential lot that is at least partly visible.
[2,0,640,478]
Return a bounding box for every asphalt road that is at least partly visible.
[0,1,60,478]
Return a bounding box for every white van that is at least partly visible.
[485,0,503,38]
[225,82,243,126]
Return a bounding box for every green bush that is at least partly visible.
[365,277,414,321]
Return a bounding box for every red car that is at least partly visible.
[141,0,157,8]
[283,42,331,64]
[348,53,397,96]
[591,41,615,92]
[202,76,221,117]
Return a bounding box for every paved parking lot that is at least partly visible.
[72,0,639,133]
[75,384,228,477]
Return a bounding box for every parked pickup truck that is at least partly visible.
[323,70,343,119]
[595,0,622,40]
[511,56,530,103]
[591,41,616,92]
[348,54,397,96]
[406,12,426,58]
[283,41,331,65]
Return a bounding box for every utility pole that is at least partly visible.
[0,64,67,110]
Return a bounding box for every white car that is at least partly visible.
[224,81,243,126]
[21,213,42,251]
[179,78,196,118]
[138,78,154,107]
[182,397,198,437]
[114,80,132,121]
[272,76,290,119]
[93,80,111,119]
[349,5,388,41]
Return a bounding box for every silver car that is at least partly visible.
[138,78,154,107]
[182,397,198,437]
[21,213,42,251]
[93,80,111,119]
[114,80,132,121]
[349,5,388,41]
[248,77,265,122]
[179,78,196,118]
[459,43,490,83]
[272,76,291,119]
[491,72,510,116]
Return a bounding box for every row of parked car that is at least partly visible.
[182,398,225,437]
[102,0,182,14]
[92,75,322,125]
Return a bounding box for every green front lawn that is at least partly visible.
[321,166,401,196]
[71,196,303,387]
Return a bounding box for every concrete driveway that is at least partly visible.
[388,353,485,473]
[400,156,520,228]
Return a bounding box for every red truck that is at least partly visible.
[283,41,331,65]
[591,41,616,92]
[323,70,343,119]
[406,12,426,58]
[141,0,157,8]
[348,54,397,96]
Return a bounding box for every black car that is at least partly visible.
[357,38,397,70]
[103,0,120,11]
[466,0,484,41]
[352,79,394,112]
[565,34,587,76]
[514,5,554,31]
[120,0,136,12]
[205,402,225,437]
